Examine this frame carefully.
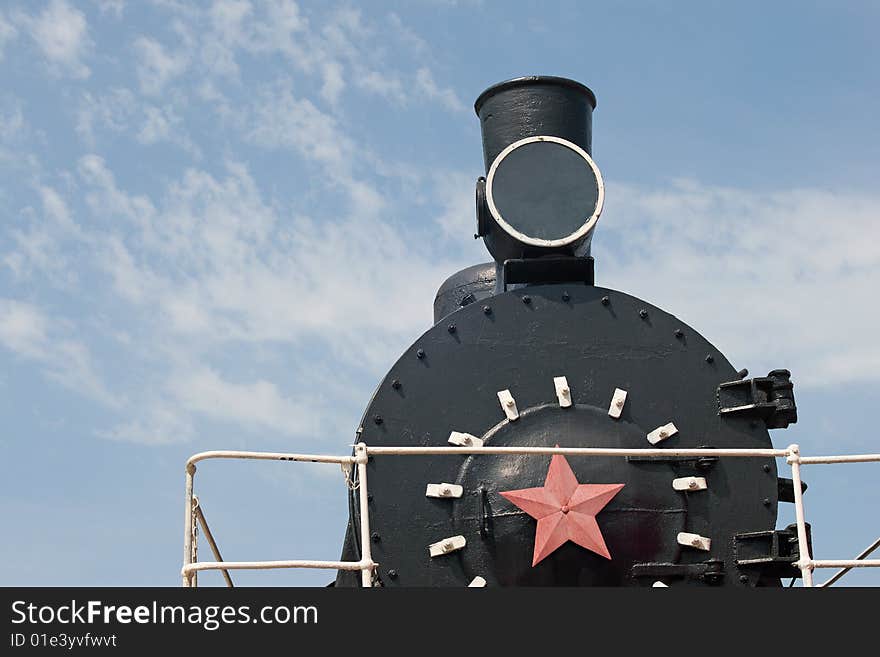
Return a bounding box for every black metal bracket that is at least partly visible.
[477,485,492,538]
[632,559,725,585]
[734,523,810,579]
[626,445,718,471]
[474,177,490,238]
[717,369,797,429]
[501,256,594,291]
[777,477,808,503]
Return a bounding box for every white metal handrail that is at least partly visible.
[181,443,880,588]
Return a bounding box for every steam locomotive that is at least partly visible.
[334,76,803,587]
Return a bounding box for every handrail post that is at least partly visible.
[183,463,196,587]
[355,443,375,587]
[787,444,814,587]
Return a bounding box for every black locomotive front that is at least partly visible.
[335,76,802,587]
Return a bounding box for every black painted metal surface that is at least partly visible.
[433,262,497,324]
[337,285,780,587]
[475,76,596,168]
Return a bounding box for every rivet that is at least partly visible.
[674,328,683,338]
[483,305,492,315]
[367,493,373,502]
[371,532,381,543]
[447,324,456,334]
[562,291,570,302]
[416,349,425,359]
[522,295,531,305]
[388,569,398,579]
[739,575,749,584]
[601,296,610,306]
[373,415,383,425]
[762,464,771,473]
[639,308,648,319]
[705,354,714,363]
[763,498,771,506]
[391,379,401,390]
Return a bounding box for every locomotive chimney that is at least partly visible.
[434,76,603,323]
[474,75,596,170]
[473,76,603,268]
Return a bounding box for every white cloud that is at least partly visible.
[74,155,450,353]
[357,70,407,105]
[23,0,91,78]
[0,299,118,407]
[99,403,194,445]
[92,0,126,18]
[141,1,463,113]
[136,105,173,144]
[168,367,321,436]
[0,13,17,60]
[4,186,82,285]
[416,67,466,113]
[600,179,880,388]
[0,99,25,142]
[319,60,344,105]
[431,170,479,242]
[133,36,188,95]
[76,88,197,155]
[245,83,355,173]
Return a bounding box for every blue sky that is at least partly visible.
[1,0,878,586]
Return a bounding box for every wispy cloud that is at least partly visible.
[93,0,126,19]
[133,2,464,113]
[0,98,25,142]
[0,298,118,407]
[416,67,467,113]
[18,0,91,79]
[0,12,17,60]
[76,90,198,155]
[601,179,880,387]
[132,36,188,96]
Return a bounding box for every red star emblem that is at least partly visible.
[500,451,624,566]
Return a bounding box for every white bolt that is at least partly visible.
[659,430,668,439]
[443,541,454,552]
[561,387,570,395]
[688,479,698,490]
[615,399,624,408]
[506,399,514,407]
[691,538,702,548]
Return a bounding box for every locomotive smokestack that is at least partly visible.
[473,76,604,266]
[474,76,596,170]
